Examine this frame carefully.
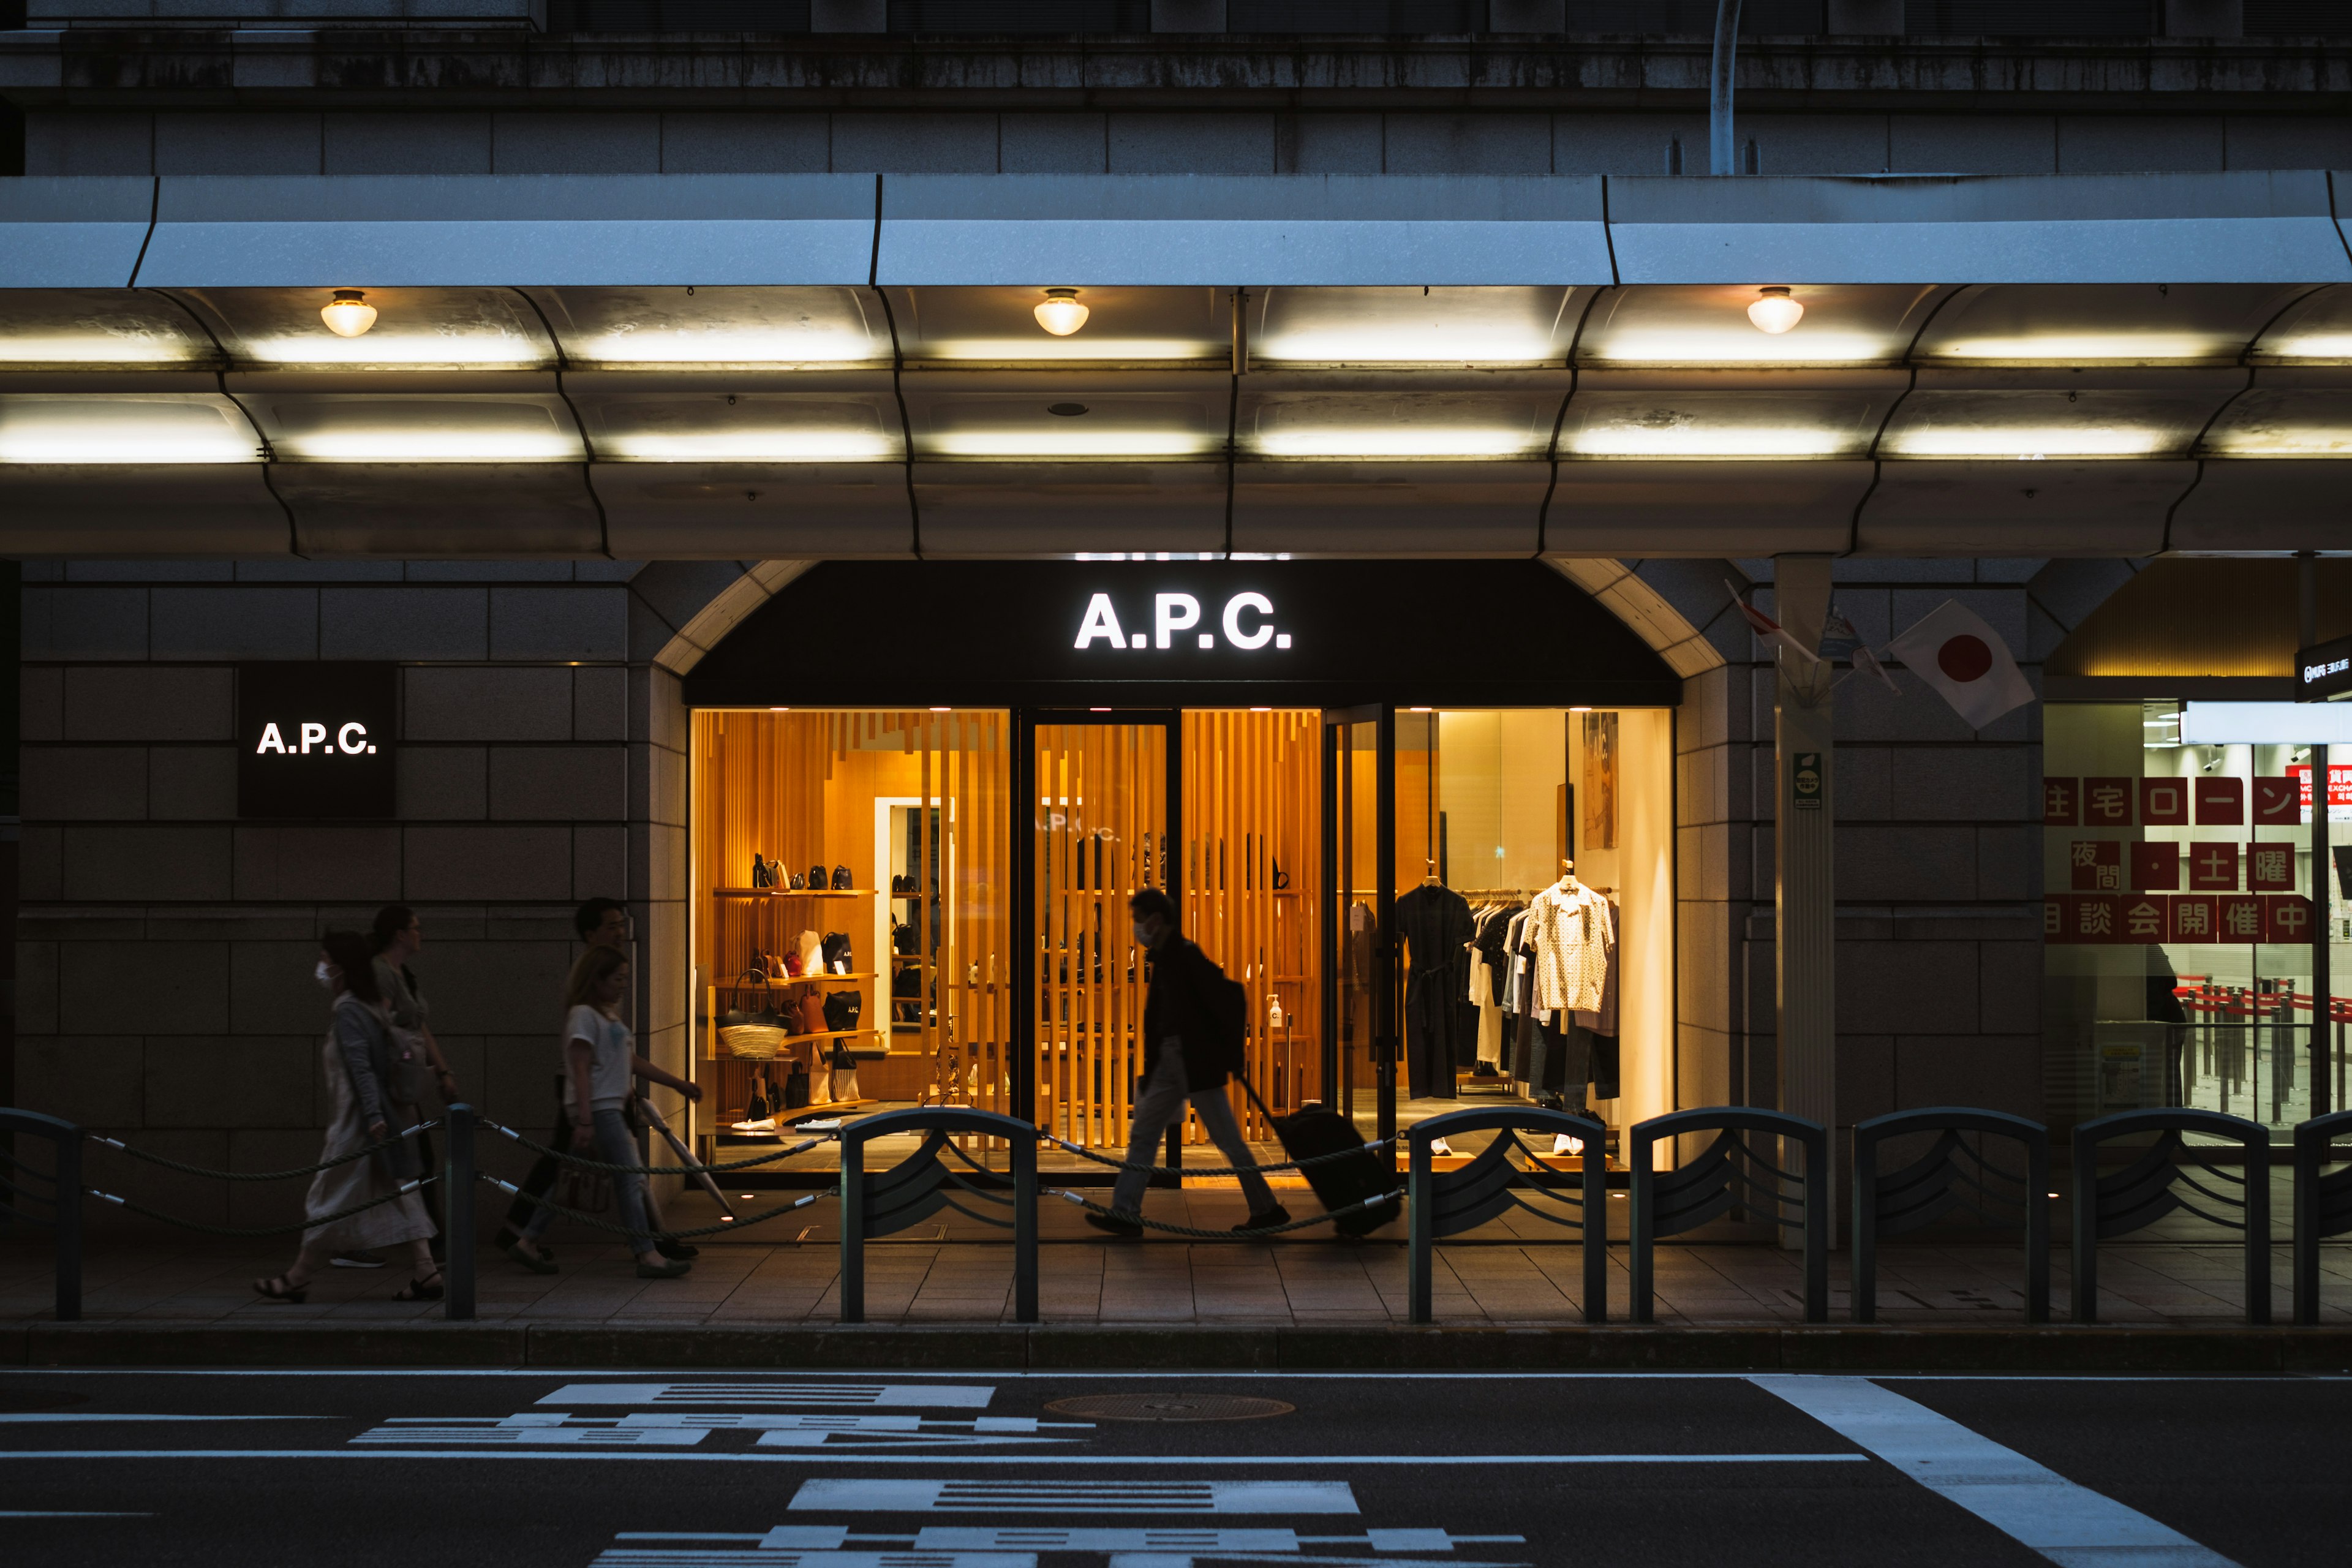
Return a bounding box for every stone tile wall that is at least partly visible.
[14,559,695,1233]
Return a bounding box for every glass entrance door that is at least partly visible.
[1020,714,1175,1150]
[1324,706,1397,1139]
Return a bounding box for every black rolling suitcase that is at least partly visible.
[1237,1077,1399,1238]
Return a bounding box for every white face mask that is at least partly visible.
[1132,921,1154,948]
[314,960,335,989]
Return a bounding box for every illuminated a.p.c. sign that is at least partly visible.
[1074,590,1294,652]
[236,662,397,819]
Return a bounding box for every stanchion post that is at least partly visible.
[55,1128,81,1323]
[840,1133,865,1324]
[1580,1131,1607,1324]
[1406,1131,1433,1324]
[443,1103,476,1321]
[1012,1132,1038,1324]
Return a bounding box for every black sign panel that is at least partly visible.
[2298,636,2352,703]
[236,662,397,819]
[682,560,1681,710]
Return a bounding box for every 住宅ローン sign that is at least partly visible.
[236,662,396,819]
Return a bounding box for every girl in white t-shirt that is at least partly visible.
[508,945,702,1279]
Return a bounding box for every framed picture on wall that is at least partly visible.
[1581,711,1618,852]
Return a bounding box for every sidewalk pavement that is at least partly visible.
[9,1181,2350,1339]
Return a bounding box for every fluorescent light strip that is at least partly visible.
[1582,331,1890,364]
[0,337,208,365]
[273,432,582,461]
[1883,428,2168,458]
[1253,332,1560,364]
[914,339,1221,361]
[1928,334,2223,361]
[567,333,885,364]
[599,431,900,461]
[1252,429,1540,458]
[1566,427,1859,458]
[925,431,1218,458]
[238,337,549,367]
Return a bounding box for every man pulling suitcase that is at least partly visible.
[1087,887,1292,1238]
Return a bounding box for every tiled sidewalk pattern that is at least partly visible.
[7,1178,2348,1328]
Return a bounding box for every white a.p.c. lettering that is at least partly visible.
[1222,592,1275,650]
[338,722,369,755]
[299,722,328,754]
[1073,593,1126,650]
[255,723,287,755]
[1154,592,1201,650]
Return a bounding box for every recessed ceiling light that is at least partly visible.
[1047,403,1090,417]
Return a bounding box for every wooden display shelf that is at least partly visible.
[705,1025,881,1060]
[716,971,878,987]
[715,1098,875,1132]
[713,888,874,899]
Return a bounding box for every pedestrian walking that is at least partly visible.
[1088,886,1290,1238]
[328,903,459,1271]
[252,930,440,1303]
[503,944,701,1278]
[496,899,697,1265]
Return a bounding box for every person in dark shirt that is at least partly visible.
[1089,887,1290,1238]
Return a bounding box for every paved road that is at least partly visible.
[1,1368,2345,1567]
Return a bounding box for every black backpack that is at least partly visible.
[1191,951,1249,1071]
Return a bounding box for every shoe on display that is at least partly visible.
[331,1251,386,1268]
[1085,1210,1144,1238]
[1232,1205,1292,1233]
[1553,1133,1585,1157]
[1471,1061,1501,1078]
[1428,1138,1454,1157]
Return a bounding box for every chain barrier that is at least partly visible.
[480,1118,831,1176]
[1038,1131,1398,1179]
[86,1177,439,1239]
[1047,1184,1403,1239]
[84,1121,438,1182]
[481,1174,835,1243]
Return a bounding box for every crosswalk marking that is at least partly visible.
[353,1427,709,1447]
[1752,1376,2241,1568]
[592,1555,1032,1568]
[543,1384,993,1410]
[788,1481,1360,1516]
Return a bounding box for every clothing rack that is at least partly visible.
[1455,888,1538,902]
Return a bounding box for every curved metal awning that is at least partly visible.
[1,170,2347,559]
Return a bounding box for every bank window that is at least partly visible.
[2043,699,2343,1137]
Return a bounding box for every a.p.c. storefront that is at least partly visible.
[676,559,1681,1183]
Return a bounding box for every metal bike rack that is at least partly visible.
[2071,1106,2269,1325]
[1406,1107,1609,1325]
[1852,1106,2050,1325]
[2291,1107,2352,1325]
[1628,1107,1829,1324]
[839,1107,1038,1324]
[0,1108,81,1321]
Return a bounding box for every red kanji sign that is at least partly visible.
[2247,842,2296,892]
[2195,776,2244,826]
[2043,896,2065,943]
[2168,895,2217,943]
[2218,895,2264,942]
[2287,763,2352,810]
[2071,839,2124,891]
[2139,777,2189,827]
[2121,897,2168,944]
[2043,777,2081,827]
[2072,895,2120,943]
[2264,894,2315,944]
[2129,841,2180,892]
[2085,777,2134,827]
[2187,841,2239,892]
[2252,775,2301,826]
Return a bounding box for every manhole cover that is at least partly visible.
[0,1389,88,1412]
[1044,1393,1294,1422]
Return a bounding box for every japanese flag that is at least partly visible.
[1886,600,2035,730]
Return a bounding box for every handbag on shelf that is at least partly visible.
[782,1059,812,1110]
[823,990,862,1034]
[793,992,829,1036]
[821,932,853,972]
[807,864,828,893]
[752,853,774,889]
[831,865,853,891]
[892,922,919,956]
[788,870,805,890]
[796,929,824,974]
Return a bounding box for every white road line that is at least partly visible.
[0,1414,325,1423]
[790,1480,1357,1515]
[1752,1376,2241,1568]
[0,1510,151,1517]
[0,1449,1873,1466]
[542,1383,993,1409]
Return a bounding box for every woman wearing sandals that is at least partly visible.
[504,944,698,1280]
[252,930,441,1304]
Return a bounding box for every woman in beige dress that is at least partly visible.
[252,929,440,1303]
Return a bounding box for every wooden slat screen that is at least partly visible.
[1182,709,1321,1141]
